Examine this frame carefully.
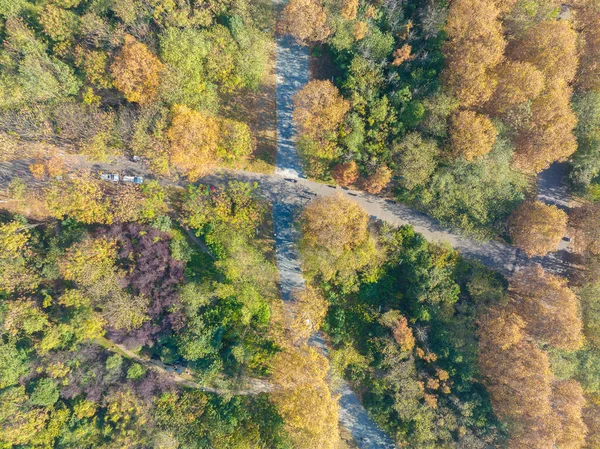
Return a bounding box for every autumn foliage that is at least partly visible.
[380,310,416,352]
[569,202,600,256]
[299,194,380,285]
[331,161,359,186]
[340,0,358,20]
[449,110,497,161]
[443,0,505,107]
[443,1,578,175]
[478,260,587,449]
[271,346,340,449]
[488,61,545,114]
[289,286,329,345]
[300,194,368,254]
[478,309,558,449]
[166,105,221,180]
[110,35,164,104]
[509,265,584,351]
[281,0,331,44]
[361,166,392,194]
[511,20,578,87]
[165,105,253,180]
[293,80,350,141]
[508,200,568,257]
[391,44,413,67]
[513,86,578,173]
[574,0,600,91]
[552,380,588,449]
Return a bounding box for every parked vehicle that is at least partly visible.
[122,175,145,184]
[558,236,573,251]
[100,173,119,182]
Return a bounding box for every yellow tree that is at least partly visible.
[488,61,545,114]
[508,200,568,257]
[271,346,340,449]
[552,379,588,449]
[574,0,600,91]
[166,105,221,180]
[293,80,349,141]
[281,0,331,44]
[59,238,116,286]
[111,34,164,104]
[477,307,526,351]
[299,194,381,285]
[105,389,150,448]
[510,264,584,351]
[111,185,145,223]
[353,21,368,40]
[0,221,38,295]
[443,0,506,107]
[583,401,600,449]
[340,0,358,20]
[512,20,578,87]
[289,286,329,345]
[300,193,368,253]
[491,0,518,14]
[513,86,578,173]
[45,175,113,224]
[478,307,559,449]
[569,202,600,256]
[218,118,254,161]
[449,110,497,161]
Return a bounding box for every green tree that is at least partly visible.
[0,221,38,295]
[394,132,439,190]
[181,181,264,238]
[0,18,81,108]
[571,91,600,188]
[29,378,59,407]
[159,26,220,111]
[0,341,29,389]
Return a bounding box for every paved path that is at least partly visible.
[272,25,397,449]
[274,33,309,179]
[537,162,570,210]
[536,161,573,261]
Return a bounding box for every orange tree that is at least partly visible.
[508,200,568,257]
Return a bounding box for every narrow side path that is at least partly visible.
[273,21,397,449]
[274,34,309,179]
[537,161,570,210]
[96,337,272,395]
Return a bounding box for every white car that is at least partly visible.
[100,173,119,182]
[558,236,572,251]
[123,176,143,184]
